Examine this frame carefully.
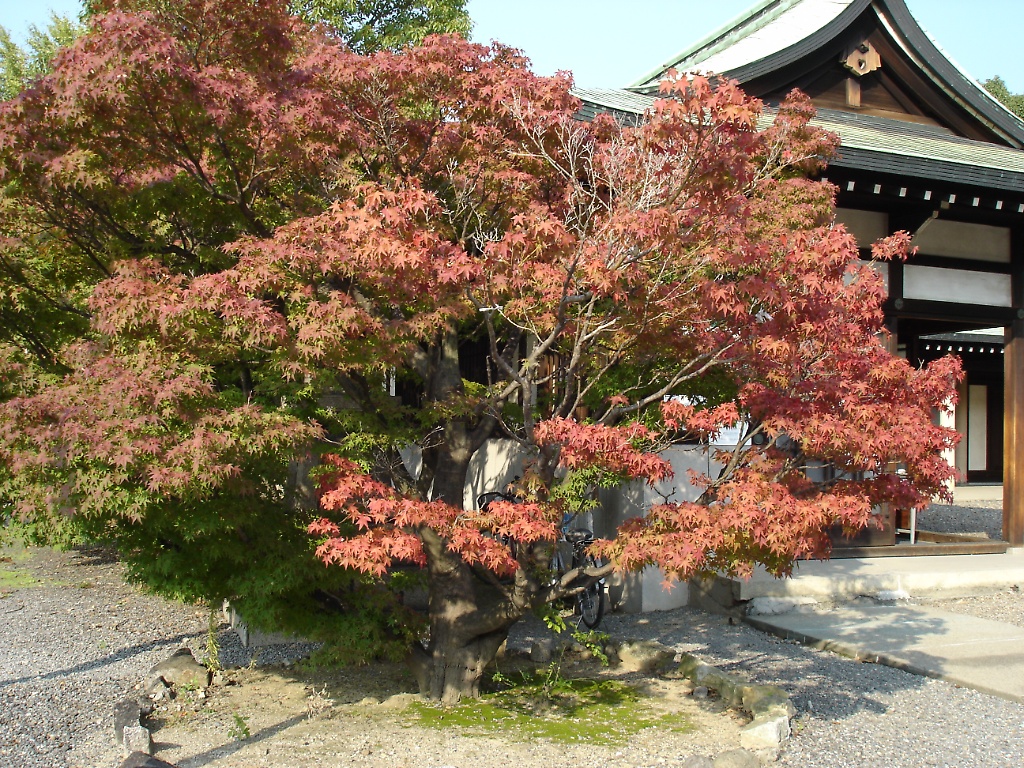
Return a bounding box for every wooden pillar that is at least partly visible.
[1004,320,1024,545]
[1006,224,1024,546]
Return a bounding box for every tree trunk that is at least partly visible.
[411,528,527,703]
[406,326,523,702]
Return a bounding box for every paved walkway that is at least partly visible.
[747,603,1024,704]
[733,551,1024,601]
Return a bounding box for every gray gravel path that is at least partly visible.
[0,547,205,768]
[5,500,1024,768]
[0,547,316,768]
[918,499,1003,539]
[596,605,1024,768]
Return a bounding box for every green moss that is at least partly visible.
[0,565,38,591]
[409,676,692,746]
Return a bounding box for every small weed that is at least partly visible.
[306,685,334,719]
[227,712,250,741]
[98,639,108,651]
[573,629,610,665]
[205,608,222,673]
[77,581,94,589]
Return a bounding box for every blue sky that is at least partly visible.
[5,1,1024,92]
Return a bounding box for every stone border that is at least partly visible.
[112,646,212,768]
[676,653,795,761]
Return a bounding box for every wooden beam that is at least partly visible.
[845,77,861,108]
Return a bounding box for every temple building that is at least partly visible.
[575,0,1024,548]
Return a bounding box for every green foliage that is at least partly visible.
[572,629,610,665]
[549,467,622,519]
[113,489,419,663]
[984,76,1024,121]
[291,0,470,53]
[0,14,90,368]
[0,13,82,101]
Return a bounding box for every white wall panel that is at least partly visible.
[912,220,1010,263]
[903,265,1012,307]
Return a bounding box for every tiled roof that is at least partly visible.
[573,88,1024,192]
[624,0,1024,149]
[812,109,1024,191]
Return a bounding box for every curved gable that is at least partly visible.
[629,0,1024,148]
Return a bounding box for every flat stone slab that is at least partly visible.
[747,603,1024,704]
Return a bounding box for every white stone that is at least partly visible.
[739,714,791,750]
[746,596,818,616]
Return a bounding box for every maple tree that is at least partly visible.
[0,0,959,702]
[0,0,469,370]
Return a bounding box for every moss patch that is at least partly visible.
[0,565,38,592]
[409,675,693,746]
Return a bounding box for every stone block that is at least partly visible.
[149,648,210,689]
[713,748,761,768]
[112,697,142,745]
[530,639,554,664]
[746,596,819,616]
[224,602,303,647]
[122,725,152,755]
[740,714,791,750]
[742,684,796,718]
[616,639,676,673]
[119,752,179,768]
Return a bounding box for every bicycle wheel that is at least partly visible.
[577,579,604,629]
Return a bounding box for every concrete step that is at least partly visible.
[699,551,1024,610]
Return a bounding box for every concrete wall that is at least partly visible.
[461,439,740,614]
[595,444,725,613]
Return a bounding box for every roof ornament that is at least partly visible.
[842,40,881,76]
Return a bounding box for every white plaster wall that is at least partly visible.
[464,439,732,614]
[463,439,528,510]
[592,444,728,613]
[904,265,1012,307]
[968,385,989,472]
[835,208,888,246]
[937,398,957,495]
[639,566,689,611]
[912,219,1011,263]
[644,444,719,506]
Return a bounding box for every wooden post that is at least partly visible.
[1004,320,1024,545]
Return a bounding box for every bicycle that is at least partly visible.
[476,489,605,629]
[553,515,606,629]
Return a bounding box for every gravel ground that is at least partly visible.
[0,545,317,768]
[917,499,1004,539]
[4,501,1024,768]
[599,606,1024,768]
